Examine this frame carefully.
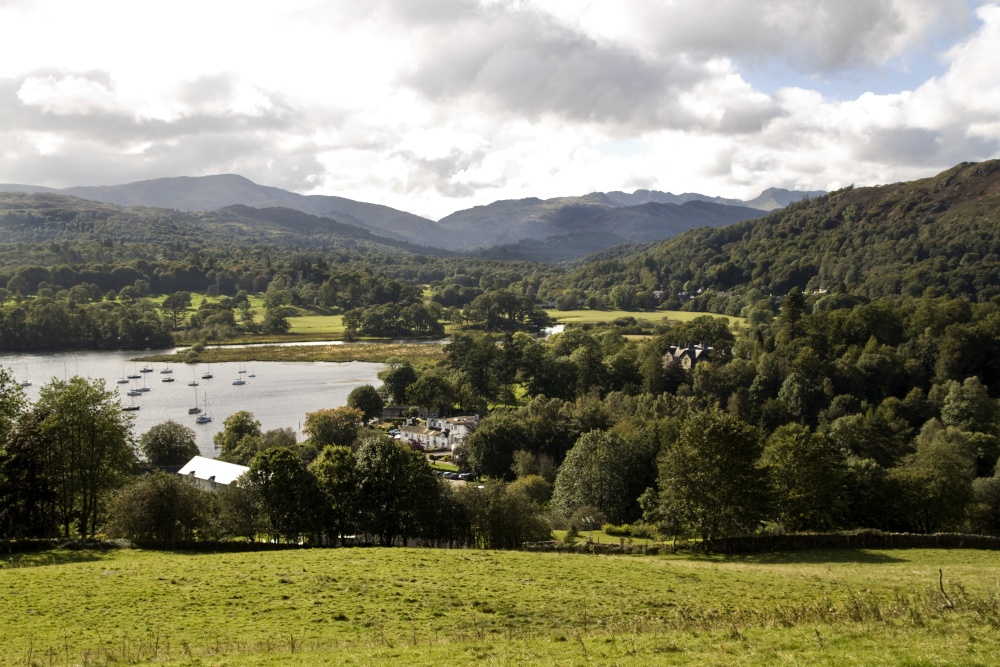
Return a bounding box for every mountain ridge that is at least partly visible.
[0,175,822,256]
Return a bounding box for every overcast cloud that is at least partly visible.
[0,0,997,219]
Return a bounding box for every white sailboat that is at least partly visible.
[195,393,213,424]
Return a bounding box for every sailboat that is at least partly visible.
[117,364,130,384]
[201,364,214,380]
[188,369,199,387]
[248,366,256,378]
[122,393,140,411]
[188,385,202,414]
[19,365,30,387]
[195,393,213,424]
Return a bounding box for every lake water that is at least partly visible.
[1,348,384,458]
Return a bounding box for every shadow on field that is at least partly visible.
[725,549,908,565]
[2,549,116,569]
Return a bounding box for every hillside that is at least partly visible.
[2,176,820,254]
[556,160,1000,301]
[603,186,825,210]
[0,192,447,257]
[0,175,446,245]
[471,201,763,261]
[439,196,767,254]
[1,546,997,666]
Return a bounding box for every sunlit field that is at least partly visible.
[546,309,744,328]
[2,547,997,666]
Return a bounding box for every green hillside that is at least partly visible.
[1,546,998,666]
[0,192,446,257]
[550,160,1000,304]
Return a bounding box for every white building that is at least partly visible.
[177,456,249,492]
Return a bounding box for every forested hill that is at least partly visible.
[0,192,448,257]
[556,160,1000,303]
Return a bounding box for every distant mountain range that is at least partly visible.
[0,175,823,260]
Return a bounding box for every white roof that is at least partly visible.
[177,456,249,486]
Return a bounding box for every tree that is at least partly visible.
[761,424,846,531]
[140,420,199,467]
[107,471,218,546]
[161,291,192,329]
[0,365,26,440]
[347,384,385,423]
[650,408,768,543]
[940,377,998,434]
[406,373,454,417]
[0,407,58,539]
[968,473,1000,536]
[379,361,418,405]
[551,428,657,524]
[214,411,263,465]
[454,479,551,549]
[247,447,321,543]
[218,474,263,542]
[261,427,297,450]
[778,287,806,341]
[261,307,291,334]
[355,434,439,546]
[465,413,530,480]
[303,406,363,448]
[889,420,975,533]
[36,376,137,538]
[309,445,358,546]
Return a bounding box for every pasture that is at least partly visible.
[546,309,744,328]
[2,547,997,665]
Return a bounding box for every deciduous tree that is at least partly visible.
[140,420,199,467]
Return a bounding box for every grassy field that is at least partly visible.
[2,546,998,666]
[288,314,345,336]
[547,309,744,328]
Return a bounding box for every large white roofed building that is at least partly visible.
[177,456,249,491]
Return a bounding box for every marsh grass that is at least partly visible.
[141,343,446,365]
[2,547,999,665]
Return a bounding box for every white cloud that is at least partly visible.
[0,0,997,220]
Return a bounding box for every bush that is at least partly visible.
[602,523,659,539]
[107,472,219,546]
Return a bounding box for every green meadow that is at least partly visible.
[547,309,744,328]
[2,547,998,665]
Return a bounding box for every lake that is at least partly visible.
[1,348,384,458]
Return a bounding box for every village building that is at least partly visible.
[663,343,712,370]
[177,455,249,492]
[398,415,481,450]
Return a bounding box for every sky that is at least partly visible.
[1,0,998,220]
